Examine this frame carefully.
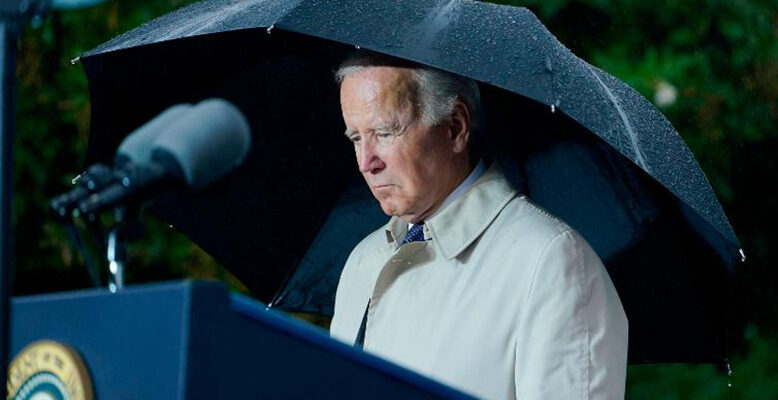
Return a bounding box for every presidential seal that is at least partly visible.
[6,340,94,400]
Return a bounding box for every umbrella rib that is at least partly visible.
[584,64,649,172]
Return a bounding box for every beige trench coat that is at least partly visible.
[330,166,628,400]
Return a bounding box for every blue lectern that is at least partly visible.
[10,280,474,399]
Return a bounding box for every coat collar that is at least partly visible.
[384,164,518,260]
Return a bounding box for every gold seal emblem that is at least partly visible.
[6,340,94,400]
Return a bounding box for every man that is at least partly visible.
[330,52,628,400]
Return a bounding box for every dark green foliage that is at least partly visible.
[15,0,777,397]
[496,0,778,397]
[14,0,234,296]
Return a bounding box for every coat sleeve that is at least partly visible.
[514,229,628,400]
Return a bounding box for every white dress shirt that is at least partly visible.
[331,165,628,400]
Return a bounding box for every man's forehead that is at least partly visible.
[345,66,411,92]
[341,66,419,120]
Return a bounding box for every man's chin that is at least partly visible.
[381,206,425,223]
[377,200,406,218]
[376,199,421,221]
[378,202,397,216]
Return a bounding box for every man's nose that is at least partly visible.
[358,140,385,174]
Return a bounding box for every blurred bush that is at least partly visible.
[14,0,240,294]
[15,0,778,397]
[498,0,778,397]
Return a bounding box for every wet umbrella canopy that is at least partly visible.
[80,0,740,364]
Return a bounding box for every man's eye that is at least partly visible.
[377,131,393,138]
[350,136,361,143]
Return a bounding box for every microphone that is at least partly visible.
[49,103,192,218]
[150,99,251,189]
[49,163,114,218]
[77,98,251,215]
[114,103,192,167]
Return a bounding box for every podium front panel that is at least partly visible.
[11,281,474,399]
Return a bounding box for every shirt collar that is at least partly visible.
[405,159,486,233]
[430,159,487,221]
[384,164,518,259]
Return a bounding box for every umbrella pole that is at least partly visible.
[0,16,19,398]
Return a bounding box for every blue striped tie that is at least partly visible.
[401,222,425,245]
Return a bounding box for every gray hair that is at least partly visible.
[335,51,482,134]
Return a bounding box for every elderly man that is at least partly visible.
[329,52,628,400]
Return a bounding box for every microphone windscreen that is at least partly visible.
[115,103,193,167]
[150,98,251,189]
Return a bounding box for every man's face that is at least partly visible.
[340,67,467,223]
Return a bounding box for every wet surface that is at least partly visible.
[84,0,739,250]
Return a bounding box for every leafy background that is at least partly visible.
[14,0,777,398]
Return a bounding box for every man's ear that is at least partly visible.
[449,100,471,154]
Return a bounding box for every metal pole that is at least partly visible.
[107,228,124,292]
[0,16,18,399]
[0,2,110,394]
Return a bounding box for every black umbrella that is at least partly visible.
[79,0,741,365]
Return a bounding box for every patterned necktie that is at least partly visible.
[401,222,425,245]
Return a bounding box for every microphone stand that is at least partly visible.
[106,206,131,292]
[95,203,142,293]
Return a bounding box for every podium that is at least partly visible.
[10,281,474,399]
